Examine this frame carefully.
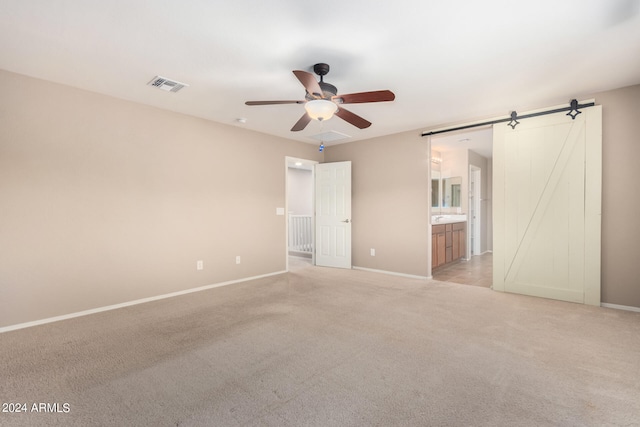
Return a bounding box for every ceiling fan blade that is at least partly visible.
[293,70,323,98]
[245,100,305,105]
[291,113,312,132]
[333,90,395,104]
[335,107,372,129]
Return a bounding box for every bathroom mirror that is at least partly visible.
[442,176,462,208]
[431,171,440,208]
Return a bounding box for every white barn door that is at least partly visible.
[315,161,352,269]
[493,106,602,305]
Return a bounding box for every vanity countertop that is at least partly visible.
[431,215,467,225]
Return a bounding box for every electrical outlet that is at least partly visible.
[235,256,241,265]
[196,260,204,270]
[370,248,376,256]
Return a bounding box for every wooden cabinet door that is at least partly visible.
[445,224,452,263]
[432,233,438,268]
[432,225,446,268]
[433,222,466,268]
[452,222,466,261]
[452,229,460,260]
[437,232,446,267]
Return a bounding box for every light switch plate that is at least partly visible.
[276,207,285,215]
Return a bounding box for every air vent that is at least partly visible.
[310,130,351,143]
[147,76,188,93]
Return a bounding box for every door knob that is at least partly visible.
[341,219,351,223]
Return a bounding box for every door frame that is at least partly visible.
[427,135,435,278]
[469,165,482,258]
[285,156,318,272]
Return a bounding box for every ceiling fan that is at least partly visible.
[245,63,395,132]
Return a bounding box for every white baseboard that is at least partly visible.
[353,266,428,280]
[0,270,287,334]
[601,303,640,313]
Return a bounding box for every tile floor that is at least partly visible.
[432,253,493,288]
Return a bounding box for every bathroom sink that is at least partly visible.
[431,215,467,224]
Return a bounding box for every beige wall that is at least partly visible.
[286,168,313,216]
[0,70,322,328]
[324,131,430,277]
[595,84,640,308]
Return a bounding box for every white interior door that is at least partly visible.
[315,161,352,269]
[493,106,601,305]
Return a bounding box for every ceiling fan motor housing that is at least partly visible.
[309,63,338,99]
[313,63,331,77]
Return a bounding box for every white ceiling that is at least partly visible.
[1,1,639,147]
[431,127,494,159]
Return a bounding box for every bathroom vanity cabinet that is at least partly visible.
[432,221,466,270]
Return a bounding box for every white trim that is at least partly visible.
[467,250,493,261]
[0,270,287,334]
[469,165,482,258]
[426,134,434,278]
[353,266,428,280]
[601,303,640,313]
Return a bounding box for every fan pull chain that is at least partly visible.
[318,121,325,152]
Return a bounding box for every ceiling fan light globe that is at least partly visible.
[305,99,338,121]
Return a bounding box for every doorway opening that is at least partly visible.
[285,157,317,272]
[429,128,493,287]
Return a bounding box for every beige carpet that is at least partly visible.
[1,264,639,426]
